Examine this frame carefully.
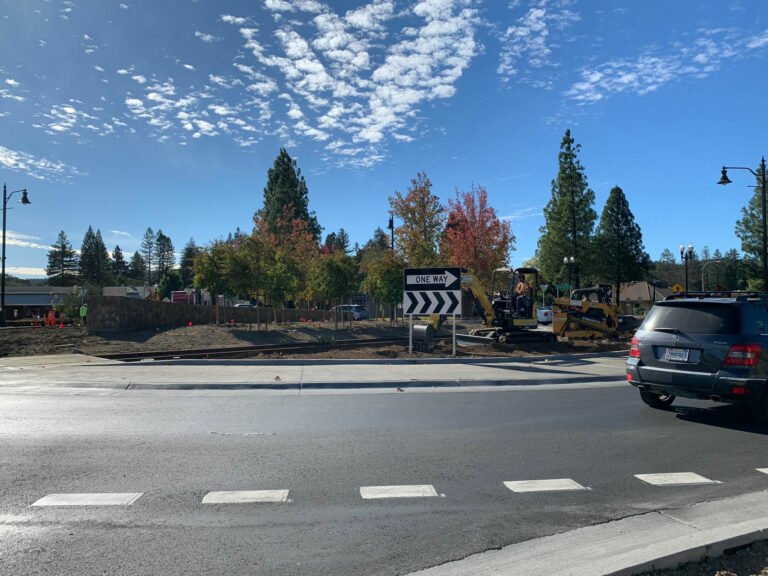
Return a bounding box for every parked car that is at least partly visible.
[537,305,552,324]
[626,292,768,419]
[331,304,369,320]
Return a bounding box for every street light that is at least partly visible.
[718,157,767,291]
[563,256,575,292]
[680,244,693,294]
[1,183,31,328]
[387,215,394,250]
[701,258,724,291]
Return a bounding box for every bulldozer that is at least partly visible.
[418,267,550,345]
[552,285,640,339]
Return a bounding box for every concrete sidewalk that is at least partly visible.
[0,351,628,391]
[407,489,768,576]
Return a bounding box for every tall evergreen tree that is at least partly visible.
[46,230,78,285]
[594,186,650,306]
[141,227,157,283]
[179,238,200,287]
[257,148,322,241]
[79,227,110,286]
[155,230,175,277]
[112,245,129,279]
[734,165,766,285]
[537,130,597,288]
[128,252,147,283]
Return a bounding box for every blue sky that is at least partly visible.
[2,0,768,278]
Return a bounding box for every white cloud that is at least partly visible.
[6,267,47,277]
[132,74,147,84]
[4,231,51,250]
[221,14,248,25]
[195,30,221,43]
[183,64,196,71]
[5,78,20,87]
[0,145,82,181]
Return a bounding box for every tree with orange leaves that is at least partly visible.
[440,184,515,289]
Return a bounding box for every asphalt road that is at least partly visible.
[1,379,768,575]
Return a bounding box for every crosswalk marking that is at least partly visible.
[202,490,289,504]
[504,479,587,493]
[634,472,720,486]
[31,493,143,506]
[360,485,438,499]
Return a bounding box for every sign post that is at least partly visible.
[403,267,462,355]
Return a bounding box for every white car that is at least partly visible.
[537,306,552,324]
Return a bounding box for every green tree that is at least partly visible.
[111,245,129,280]
[141,227,157,283]
[155,230,175,277]
[361,250,404,324]
[389,173,444,267]
[734,166,766,286]
[537,130,597,288]
[128,252,146,283]
[594,186,650,305]
[257,148,321,241]
[194,241,229,323]
[179,238,200,288]
[79,227,110,286]
[46,230,79,286]
[157,269,183,299]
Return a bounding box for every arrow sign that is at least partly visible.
[403,267,461,291]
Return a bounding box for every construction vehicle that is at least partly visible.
[419,267,549,345]
[552,285,640,339]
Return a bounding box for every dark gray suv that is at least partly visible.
[626,292,768,416]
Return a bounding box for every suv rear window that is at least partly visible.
[641,302,740,335]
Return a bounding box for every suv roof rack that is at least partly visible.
[663,291,768,302]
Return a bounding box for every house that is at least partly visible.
[1,286,83,323]
[617,281,672,315]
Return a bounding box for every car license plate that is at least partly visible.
[664,347,689,362]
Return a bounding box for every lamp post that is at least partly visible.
[701,258,724,291]
[387,215,394,250]
[680,244,693,294]
[1,184,31,328]
[563,256,575,292]
[718,157,767,291]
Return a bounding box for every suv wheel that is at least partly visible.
[639,388,675,409]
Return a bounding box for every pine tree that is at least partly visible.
[734,166,766,284]
[128,252,147,283]
[257,148,321,241]
[155,230,175,277]
[141,227,157,283]
[112,245,129,280]
[537,130,597,288]
[46,230,79,285]
[79,227,110,286]
[179,238,199,288]
[594,186,650,305]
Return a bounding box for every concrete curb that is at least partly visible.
[405,490,768,576]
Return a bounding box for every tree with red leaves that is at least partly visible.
[441,184,515,289]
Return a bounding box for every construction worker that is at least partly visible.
[515,276,531,317]
[80,303,87,326]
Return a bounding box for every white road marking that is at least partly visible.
[31,493,143,506]
[634,472,720,486]
[504,479,587,493]
[757,468,768,475]
[202,490,289,504]
[360,485,438,499]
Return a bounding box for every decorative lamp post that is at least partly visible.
[718,157,767,291]
[680,244,693,294]
[563,256,575,291]
[1,184,31,328]
[388,215,394,250]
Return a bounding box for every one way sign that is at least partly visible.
[403,267,462,315]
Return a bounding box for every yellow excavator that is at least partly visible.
[422,267,548,344]
[552,285,640,339]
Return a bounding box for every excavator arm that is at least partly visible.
[427,271,495,329]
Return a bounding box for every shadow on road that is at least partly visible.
[672,403,768,435]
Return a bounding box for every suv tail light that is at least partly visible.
[629,337,640,357]
[723,343,761,366]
